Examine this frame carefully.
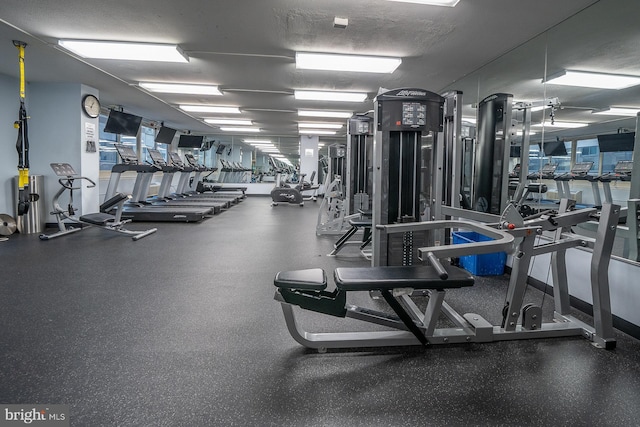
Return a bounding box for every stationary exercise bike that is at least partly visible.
[270,169,319,207]
[40,163,157,241]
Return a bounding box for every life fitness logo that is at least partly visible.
[395,90,427,97]
[2,405,68,426]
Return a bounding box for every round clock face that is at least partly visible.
[82,94,101,118]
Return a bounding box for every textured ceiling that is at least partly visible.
[3,0,636,159]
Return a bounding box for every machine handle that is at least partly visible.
[425,251,448,280]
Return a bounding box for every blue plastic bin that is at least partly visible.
[451,231,507,276]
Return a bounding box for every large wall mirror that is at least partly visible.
[441,0,640,263]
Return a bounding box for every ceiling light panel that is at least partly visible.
[58,40,189,62]
[544,70,640,89]
[298,123,344,129]
[593,107,640,116]
[296,52,401,73]
[295,90,367,102]
[531,121,589,128]
[180,105,241,114]
[383,0,460,6]
[220,127,261,132]
[298,110,353,118]
[205,119,253,125]
[140,82,221,95]
[299,129,338,135]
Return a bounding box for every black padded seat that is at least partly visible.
[80,213,116,226]
[334,265,474,291]
[348,218,372,227]
[274,268,327,291]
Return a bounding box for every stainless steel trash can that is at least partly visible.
[14,174,45,234]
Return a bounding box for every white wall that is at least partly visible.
[22,82,99,222]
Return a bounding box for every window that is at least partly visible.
[575,138,599,173]
[99,114,117,171]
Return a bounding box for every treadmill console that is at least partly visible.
[570,162,594,176]
[113,144,140,164]
[147,148,167,166]
[614,160,633,176]
[50,163,77,177]
[184,153,199,167]
[169,152,184,167]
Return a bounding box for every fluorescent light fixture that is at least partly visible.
[531,105,551,112]
[462,117,476,124]
[296,52,401,73]
[299,129,338,135]
[544,70,640,90]
[140,82,221,95]
[298,110,353,118]
[205,119,253,125]
[593,107,640,117]
[271,154,285,158]
[220,127,261,133]
[58,39,188,62]
[298,123,343,129]
[295,90,367,102]
[382,0,460,6]
[244,139,273,144]
[180,105,241,114]
[531,121,589,129]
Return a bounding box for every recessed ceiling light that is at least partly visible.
[593,107,640,117]
[531,121,589,129]
[295,52,401,73]
[295,90,367,102]
[180,105,241,114]
[220,127,261,132]
[58,40,189,62]
[383,0,459,5]
[299,129,338,135]
[205,119,253,125]
[298,110,353,118]
[544,70,640,90]
[298,123,344,129]
[140,82,222,95]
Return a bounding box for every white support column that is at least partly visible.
[299,135,319,182]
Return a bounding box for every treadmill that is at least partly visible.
[167,152,241,204]
[104,144,211,222]
[145,148,228,213]
[184,153,247,197]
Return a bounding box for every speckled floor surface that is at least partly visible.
[1,197,640,426]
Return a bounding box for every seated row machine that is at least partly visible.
[274,204,619,351]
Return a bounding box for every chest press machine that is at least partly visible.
[274,88,620,351]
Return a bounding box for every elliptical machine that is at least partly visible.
[40,163,157,241]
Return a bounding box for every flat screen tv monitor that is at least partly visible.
[155,126,177,144]
[509,145,521,158]
[215,144,226,154]
[178,135,204,148]
[541,140,567,156]
[597,132,635,152]
[104,110,142,137]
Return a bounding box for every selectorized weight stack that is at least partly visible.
[372,88,445,267]
[346,115,374,215]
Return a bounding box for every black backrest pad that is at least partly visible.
[334,265,474,291]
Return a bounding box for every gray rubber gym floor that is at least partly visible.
[2,197,640,426]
